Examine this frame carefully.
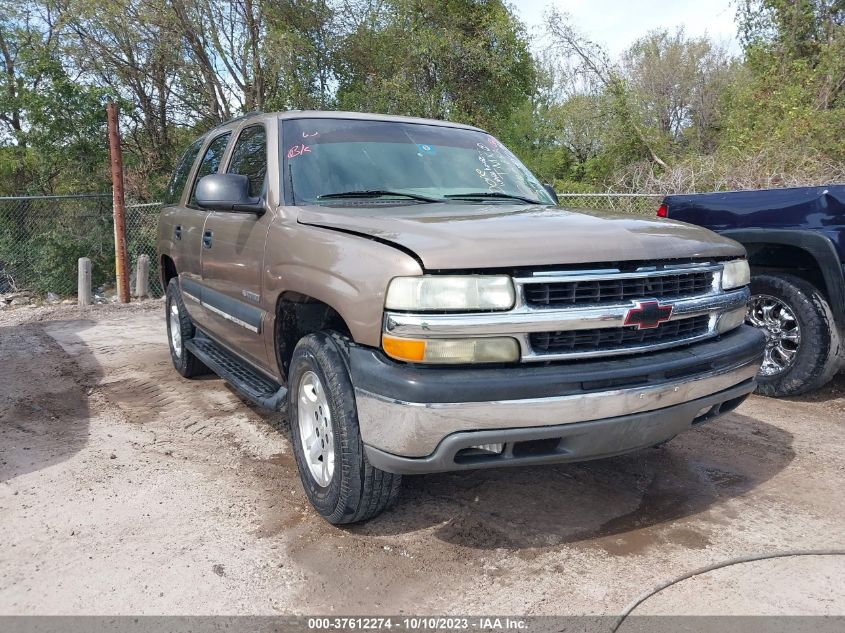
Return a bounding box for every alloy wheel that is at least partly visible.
[297,370,335,487]
[169,302,183,358]
[746,294,801,376]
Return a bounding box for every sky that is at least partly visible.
[509,0,741,59]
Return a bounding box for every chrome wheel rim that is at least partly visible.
[297,370,335,487]
[169,301,183,358]
[746,294,801,376]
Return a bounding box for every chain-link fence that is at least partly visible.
[556,193,663,215]
[126,201,164,298]
[0,194,164,300]
[0,194,114,297]
[1,192,663,300]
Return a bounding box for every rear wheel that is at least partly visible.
[165,278,207,378]
[746,273,841,397]
[288,332,401,524]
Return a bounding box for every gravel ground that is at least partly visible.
[0,301,843,616]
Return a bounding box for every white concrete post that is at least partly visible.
[78,257,92,307]
[135,254,150,299]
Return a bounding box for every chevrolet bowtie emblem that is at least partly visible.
[624,301,673,330]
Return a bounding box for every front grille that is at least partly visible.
[524,271,714,307]
[529,315,711,356]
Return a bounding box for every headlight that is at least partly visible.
[385,275,515,311]
[722,259,750,290]
[382,335,520,364]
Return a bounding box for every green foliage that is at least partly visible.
[0,3,111,195]
[1,0,844,202]
[27,225,114,294]
[0,198,114,294]
[334,0,536,132]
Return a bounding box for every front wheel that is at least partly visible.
[746,273,841,397]
[287,332,401,524]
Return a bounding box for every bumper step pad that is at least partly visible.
[185,333,287,410]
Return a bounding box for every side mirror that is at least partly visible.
[543,183,559,205]
[195,173,264,213]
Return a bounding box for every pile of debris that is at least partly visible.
[0,291,72,308]
[0,291,37,307]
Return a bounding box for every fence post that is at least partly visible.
[107,101,130,304]
[135,254,150,299]
[78,258,92,307]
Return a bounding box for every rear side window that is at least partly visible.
[189,132,231,206]
[227,125,267,197]
[163,138,204,205]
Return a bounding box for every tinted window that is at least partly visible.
[163,138,203,205]
[189,132,231,206]
[227,125,267,197]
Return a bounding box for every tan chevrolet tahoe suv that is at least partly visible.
[157,111,765,524]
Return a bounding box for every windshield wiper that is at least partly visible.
[445,192,545,205]
[317,190,442,203]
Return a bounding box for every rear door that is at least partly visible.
[177,131,233,329]
[199,123,272,369]
[160,137,205,295]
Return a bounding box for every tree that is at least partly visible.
[623,29,735,153]
[0,2,109,194]
[334,0,536,131]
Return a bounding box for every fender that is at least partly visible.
[722,228,845,330]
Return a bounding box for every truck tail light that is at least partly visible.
[657,203,669,218]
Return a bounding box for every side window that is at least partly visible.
[189,132,231,206]
[227,125,267,197]
[163,138,204,205]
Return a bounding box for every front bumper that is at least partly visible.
[349,325,765,473]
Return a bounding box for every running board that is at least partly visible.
[185,333,287,411]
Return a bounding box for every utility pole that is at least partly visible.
[107,101,130,303]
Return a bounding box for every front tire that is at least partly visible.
[747,273,841,397]
[288,332,401,524]
[165,278,207,378]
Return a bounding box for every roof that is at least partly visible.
[209,110,484,135]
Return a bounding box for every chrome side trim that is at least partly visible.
[355,360,759,457]
[202,302,260,333]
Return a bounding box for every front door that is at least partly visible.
[199,124,272,370]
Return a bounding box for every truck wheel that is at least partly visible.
[165,278,207,378]
[287,332,401,524]
[746,273,841,397]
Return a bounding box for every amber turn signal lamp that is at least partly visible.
[382,335,426,362]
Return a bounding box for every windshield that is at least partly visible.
[281,117,555,206]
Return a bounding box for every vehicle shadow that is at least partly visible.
[0,321,100,483]
[353,412,794,550]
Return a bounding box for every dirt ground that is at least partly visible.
[1,301,844,617]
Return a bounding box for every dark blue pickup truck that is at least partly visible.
[660,185,845,396]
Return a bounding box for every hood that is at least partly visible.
[297,203,745,270]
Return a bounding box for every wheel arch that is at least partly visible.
[160,254,178,289]
[274,291,353,382]
[723,229,845,332]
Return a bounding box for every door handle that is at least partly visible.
[174,225,182,241]
[202,229,213,249]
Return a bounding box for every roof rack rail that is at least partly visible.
[220,110,264,126]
